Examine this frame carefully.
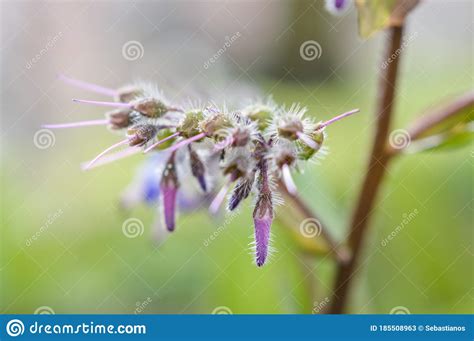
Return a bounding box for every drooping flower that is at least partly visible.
[252,155,273,267]
[44,75,359,267]
[188,145,207,192]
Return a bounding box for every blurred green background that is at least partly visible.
[1,0,472,314]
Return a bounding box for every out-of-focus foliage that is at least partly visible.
[355,0,419,37]
[408,122,474,154]
[408,103,474,153]
[355,0,398,37]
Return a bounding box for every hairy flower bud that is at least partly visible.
[298,128,325,160]
[241,104,274,130]
[277,119,304,140]
[127,125,158,147]
[228,171,255,210]
[115,85,143,103]
[252,158,273,267]
[132,98,170,118]
[201,112,232,137]
[275,150,296,169]
[178,111,205,138]
[107,109,135,130]
[188,146,207,192]
[232,127,251,147]
[222,150,253,180]
[47,75,359,267]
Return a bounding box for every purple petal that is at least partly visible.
[144,176,160,204]
[319,108,359,129]
[253,191,273,267]
[144,132,180,153]
[335,0,345,9]
[209,181,231,215]
[197,175,207,192]
[162,184,177,231]
[166,132,206,153]
[81,147,140,170]
[281,164,297,195]
[85,138,130,170]
[59,74,117,97]
[42,119,108,129]
[325,0,349,15]
[72,98,132,108]
[160,152,179,231]
[253,210,272,267]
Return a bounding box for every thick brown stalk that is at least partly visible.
[328,26,404,314]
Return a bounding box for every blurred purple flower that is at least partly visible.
[325,0,351,15]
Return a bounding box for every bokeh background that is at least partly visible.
[1,0,472,314]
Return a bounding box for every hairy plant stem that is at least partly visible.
[328,25,405,314]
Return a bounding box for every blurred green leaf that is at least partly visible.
[355,0,420,38]
[414,105,473,140]
[355,0,397,38]
[407,122,474,153]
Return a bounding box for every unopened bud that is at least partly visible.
[228,171,255,210]
[178,111,205,138]
[253,190,273,267]
[189,146,207,192]
[277,119,304,140]
[115,85,143,103]
[127,125,158,146]
[107,109,133,130]
[252,158,273,267]
[241,104,273,130]
[232,128,251,147]
[132,98,170,118]
[201,112,232,136]
[298,128,324,160]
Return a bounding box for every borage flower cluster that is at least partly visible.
[45,75,359,267]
